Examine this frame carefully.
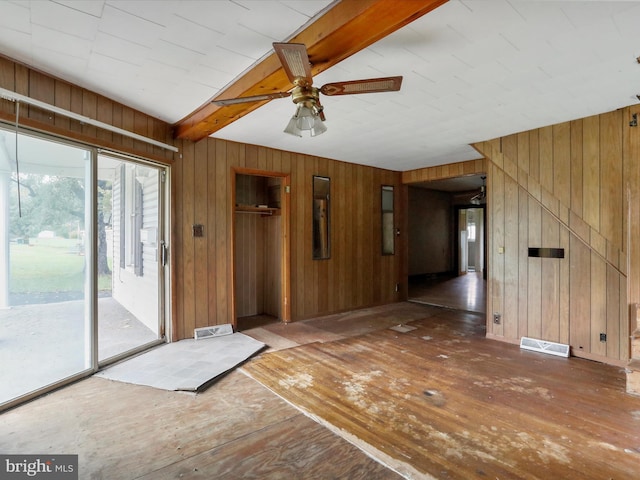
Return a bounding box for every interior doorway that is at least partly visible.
[457,207,485,277]
[232,169,290,331]
[407,175,487,314]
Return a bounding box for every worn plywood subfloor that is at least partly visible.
[242,308,640,479]
[0,372,400,479]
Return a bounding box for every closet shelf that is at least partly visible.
[235,205,280,216]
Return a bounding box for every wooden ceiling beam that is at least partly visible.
[174,0,447,142]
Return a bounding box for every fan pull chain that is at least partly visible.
[15,101,22,218]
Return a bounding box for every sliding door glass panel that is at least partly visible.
[97,154,163,363]
[0,129,92,405]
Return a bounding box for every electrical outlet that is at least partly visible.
[599,333,607,342]
[192,224,204,237]
[493,313,501,325]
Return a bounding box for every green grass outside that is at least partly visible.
[10,240,112,293]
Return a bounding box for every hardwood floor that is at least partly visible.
[409,272,486,313]
[0,371,399,479]
[3,302,639,479]
[243,307,640,479]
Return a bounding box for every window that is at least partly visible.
[381,185,394,255]
[118,164,144,276]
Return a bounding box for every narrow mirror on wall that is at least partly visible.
[312,176,330,260]
[382,185,395,255]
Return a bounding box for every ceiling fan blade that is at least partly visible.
[320,76,403,96]
[273,42,313,85]
[212,91,291,106]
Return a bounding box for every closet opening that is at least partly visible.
[232,169,290,332]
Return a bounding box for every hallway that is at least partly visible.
[408,271,486,314]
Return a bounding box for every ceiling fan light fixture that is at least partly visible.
[283,104,326,137]
[470,177,487,205]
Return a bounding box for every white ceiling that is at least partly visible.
[1,0,639,172]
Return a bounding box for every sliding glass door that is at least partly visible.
[97,154,164,363]
[0,129,93,405]
[0,128,167,409]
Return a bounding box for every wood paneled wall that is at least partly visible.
[402,159,486,184]
[172,138,405,340]
[0,55,406,342]
[234,214,281,318]
[408,187,452,276]
[475,106,640,366]
[0,55,174,163]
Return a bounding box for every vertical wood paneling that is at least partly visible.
[590,253,607,356]
[215,140,229,323]
[264,216,281,317]
[362,167,374,307]
[12,58,635,366]
[553,122,571,207]
[0,57,15,116]
[570,119,583,216]
[110,101,123,146]
[207,141,218,325]
[28,70,55,125]
[628,106,640,307]
[171,144,182,340]
[619,275,628,362]
[181,141,196,337]
[303,157,315,317]
[502,134,517,162]
[401,159,484,185]
[256,217,265,313]
[517,132,529,176]
[476,106,633,366]
[539,126,553,193]
[325,160,337,312]
[294,154,306,318]
[96,95,114,144]
[583,115,600,230]
[336,161,347,310]
[503,174,519,339]
[527,197,542,340]
[355,166,365,307]
[345,163,357,308]
[120,106,135,150]
[314,158,326,314]
[14,64,28,98]
[528,129,540,183]
[53,80,72,132]
[193,139,208,328]
[570,235,591,352]
[290,153,300,317]
[606,265,621,360]
[559,226,570,345]
[600,110,623,249]
[517,186,529,339]
[491,164,504,337]
[541,210,560,342]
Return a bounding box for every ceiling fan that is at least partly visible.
[470,176,487,205]
[212,42,403,137]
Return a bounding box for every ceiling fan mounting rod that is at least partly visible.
[291,78,320,108]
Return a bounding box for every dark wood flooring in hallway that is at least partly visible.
[409,271,486,313]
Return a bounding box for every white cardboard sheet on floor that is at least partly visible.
[95,333,265,391]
